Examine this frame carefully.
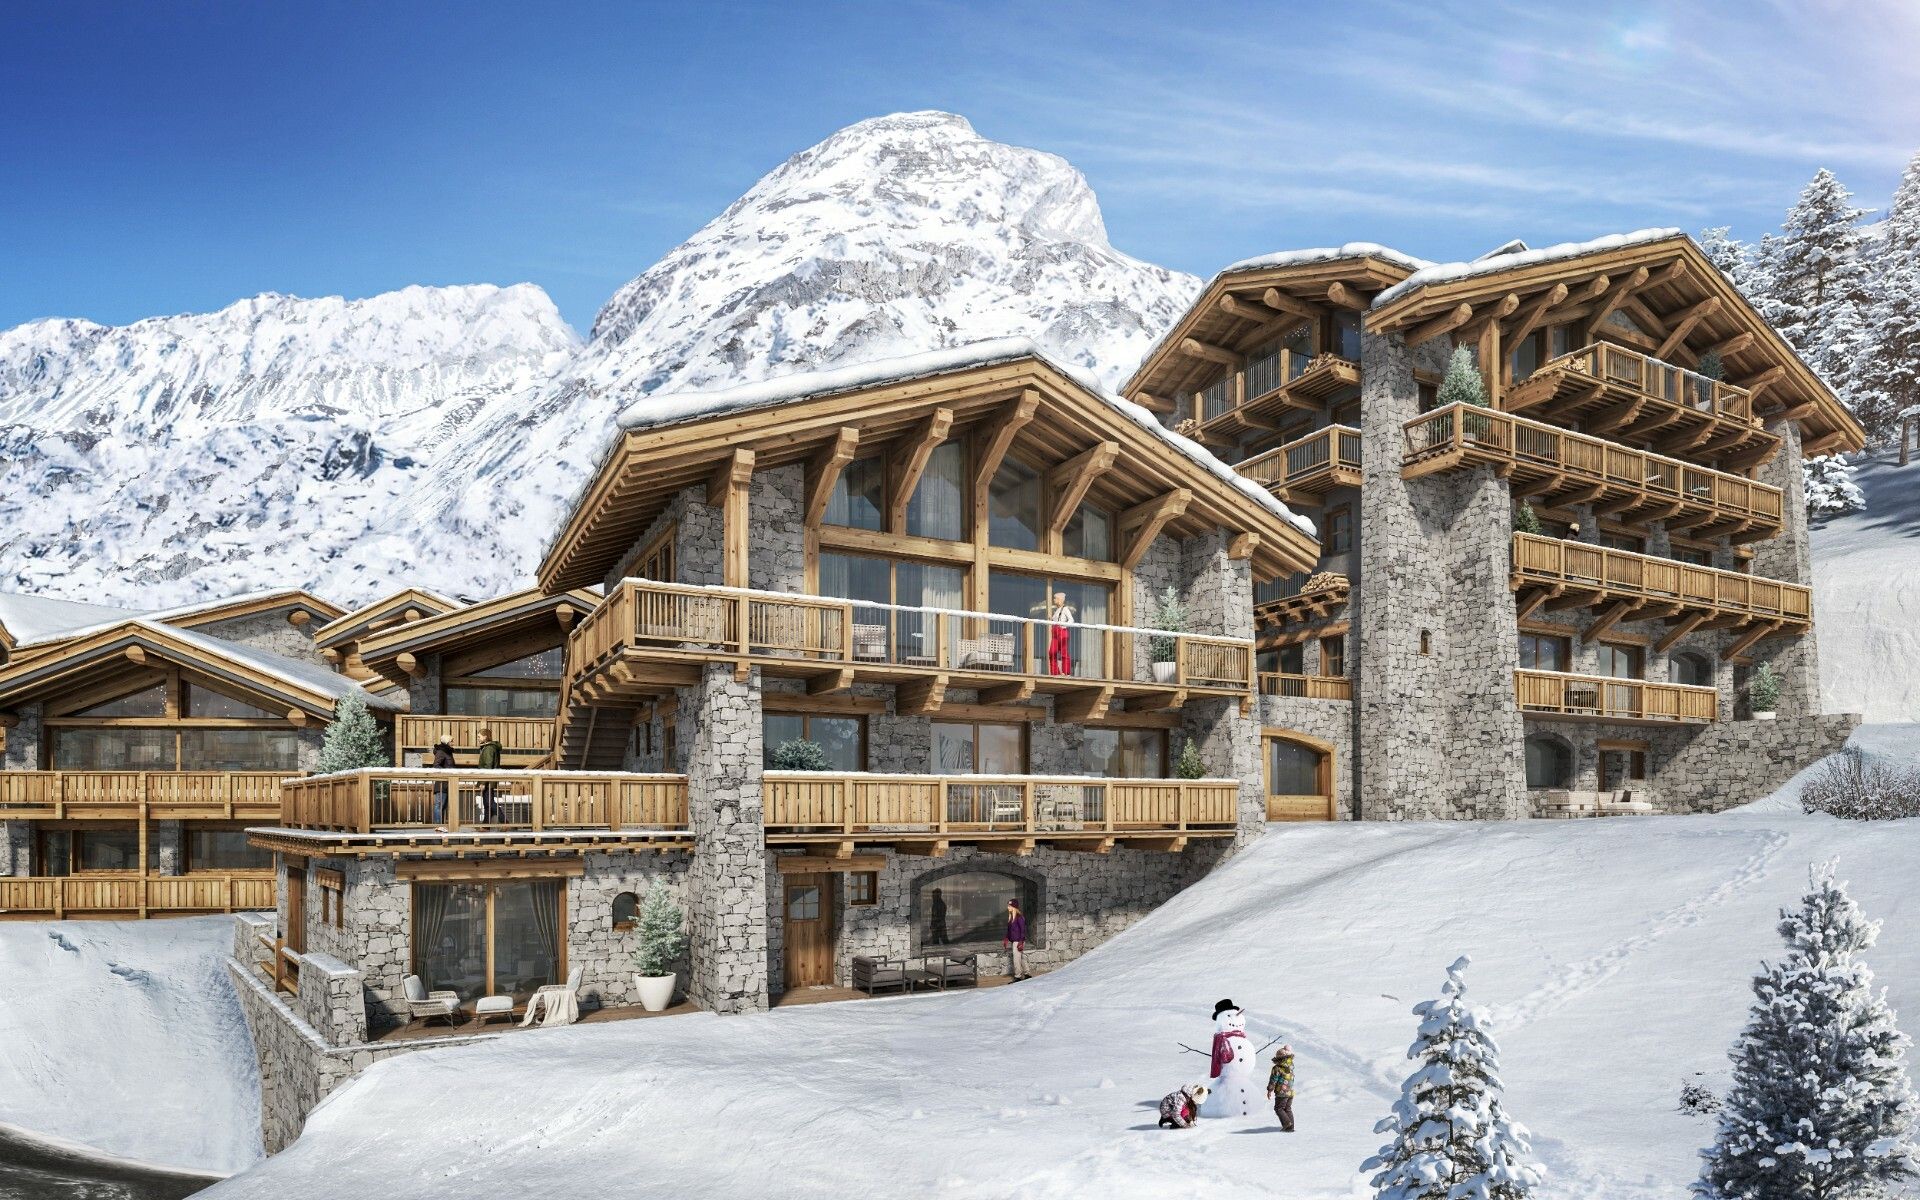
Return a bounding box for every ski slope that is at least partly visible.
[201,730,1920,1200]
[1814,448,1920,722]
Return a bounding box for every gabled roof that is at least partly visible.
[0,618,402,719]
[354,587,599,687]
[157,589,344,632]
[313,587,463,650]
[0,588,342,658]
[540,338,1323,591]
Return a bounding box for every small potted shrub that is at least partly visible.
[770,738,830,771]
[1749,662,1782,721]
[630,886,689,1012]
[1175,738,1206,780]
[1512,502,1543,536]
[1149,586,1186,684]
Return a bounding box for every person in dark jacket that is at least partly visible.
[929,888,949,945]
[1003,898,1029,980]
[430,736,455,828]
[477,728,503,823]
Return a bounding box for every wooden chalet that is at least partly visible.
[312,587,461,685]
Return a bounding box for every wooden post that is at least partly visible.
[1177,783,1188,833]
[533,775,546,832]
[1024,781,1036,836]
[359,771,374,834]
[1021,622,1034,675]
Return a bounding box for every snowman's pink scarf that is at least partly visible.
[1209,1029,1245,1078]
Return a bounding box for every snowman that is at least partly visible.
[1201,998,1259,1118]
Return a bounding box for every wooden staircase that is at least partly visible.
[551,699,635,770]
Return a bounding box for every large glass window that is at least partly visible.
[987,571,1111,678]
[184,683,276,719]
[1669,652,1714,688]
[52,727,178,770]
[1333,311,1363,361]
[931,721,1026,775]
[1258,644,1306,676]
[905,442,966,541]
[1266,738,1326,796]
[36,827,154,875]
[915,870,1038,949]
[763,713,865,770]
[988,458,1042,550]
[444,685,561,718]
[1062,504,1112,562]
[413,879,564,1002]
[467,649,565,679]
[1518,632,1571,672]
[825,456,884,530]
[1525,735,1573,789]
[1080,728,1167,778]
[1325,506,1353,555]
[186,826,272,871]
[1596,642,1644,680]
[820,552,965,664]
[182,728,302,771]
[74,683,167,718]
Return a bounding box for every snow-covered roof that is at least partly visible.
[1373,228,1684,309]
[0,591,144,646]
[1219,242,1433,276]
[153,621,404,712]
[611,337,1316,537]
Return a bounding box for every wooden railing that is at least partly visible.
[0,872,275,917]
[0,771,287,819]
[1236,425,1363,489]
[278,768,690,834]
[1404,404,1784,522]
[1535,343,1755,424]
[1258,673,1352,700]
[1515,670,1717,723]
[763,772,1239,836]
[394,715,556,756]
[578,580,1255,693]
[1511,533,1811,622]
[1196,347,1337,424]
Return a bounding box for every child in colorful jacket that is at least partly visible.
[1265,1044,1295,1132]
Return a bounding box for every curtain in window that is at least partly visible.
[906,442,965,540]
[416,885,449,966]
[528,881,562,978]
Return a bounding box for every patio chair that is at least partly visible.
[919,952,978,990]
[852,623,890,662]
[851,955,910,995]
[957,632,1015,672]
[988,788,1025,827]
[522,965,584,1027]
[402,974,462,1027]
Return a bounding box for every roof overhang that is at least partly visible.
[355,588,599,687]
[314,588,462,651]
[540,353,1321,592]
[166,590,345,631]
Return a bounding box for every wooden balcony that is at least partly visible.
[1505,343,1778,466]
[1511,532,1810,651]
[273,768,690,841]
[1255,573,1350,629]
[1403,403,1784,542]
[1189,352,1361,442]
[394,715,555,766]
[0,771,285,820]
[1257,673,1352,700]
[568,579,1254,713]
[1516,669,1716,725]
[1236,425,1362,504]
[0,872,275,919]
[763,771,1237,852]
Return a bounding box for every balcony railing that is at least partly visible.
[394,715,555,760]
[763,772,1239,838]
[0,872,275,917]
[1194,353,1361,430]
[1236,425,1363,497]
[1515,670,1717,723]
[1257,672,1352,700]
[1511,533,1811,624]
[1521,343,1756,425]
[0,771,286,819]
[277,768,690,834]
[575,580,1254,693]
[1404,403,1783,535]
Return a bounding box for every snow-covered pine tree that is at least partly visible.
[318,692,389,773]
[1365,955,1544,1200]
[631,886,689,978]
[1696,864,1919,1200]
[1438,346,1489,408]
[1804,455,1866,517]
[1883,151,1920,256]
[1698,226,1754,292]
[1858,231,1920,434]
[1772,170,1879,434]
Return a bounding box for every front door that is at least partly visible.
[783,874,834,988]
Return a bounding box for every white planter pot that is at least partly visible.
[636,973,676,1012]
[1152,660,1177,684]
[1752,710,1777,721]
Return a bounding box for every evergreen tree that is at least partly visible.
[1365,956,1544,1200]
[1804,455,1866,517]
[1174,738,1206,780]
[1697,865,1919,1200]
[770,738,830,770]
[1858,239,1920,433]
[1771,170,1877,432]
[1883,151,1920,256]
[1438,346,1489,408]
[1698,226,1754,293]
[318,692,388,774]
[630,886,689,977]
[1513,502,1543,536]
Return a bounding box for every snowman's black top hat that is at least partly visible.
[1213,999,1237,1019]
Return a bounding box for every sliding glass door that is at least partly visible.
[819,552,965,665]
[413,879,565,1002]
[987,571,1111,678]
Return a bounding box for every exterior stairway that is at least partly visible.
[551,701,634,769]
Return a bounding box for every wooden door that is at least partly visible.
[284,862,307,954]
[782,874,834,988]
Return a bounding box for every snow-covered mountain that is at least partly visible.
[1,112,1199,606]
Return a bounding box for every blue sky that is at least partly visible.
[4,0,1918,333]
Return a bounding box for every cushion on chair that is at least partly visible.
[403,974,426,1003]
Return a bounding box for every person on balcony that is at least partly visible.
[1045,592,1076,676]
[1003,897,1029,980]
[430,736,455,828]
[477,728,503,823]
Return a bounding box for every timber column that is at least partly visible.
[682,661,769,1013]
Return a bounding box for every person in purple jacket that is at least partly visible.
[1003,898,1029,980]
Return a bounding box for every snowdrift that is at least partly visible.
[0,916,263,1175]
[1814,448,1920,722]
[202,775,1920,1200]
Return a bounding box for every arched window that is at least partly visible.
[1669,652,1713,688]
[912,870,1039,951]
[611,891,640,931]
[1262,731,1334,820]
[1525,735,1572,789]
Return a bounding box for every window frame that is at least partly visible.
[1324,506,1353,555]
[761,711,869,771]
[929,718,1030,775]
[1517,630,1573,673]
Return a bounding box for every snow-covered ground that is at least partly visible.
[0,916,263,1176]
[1814,449,1920,722]
[199,730,1920,1200]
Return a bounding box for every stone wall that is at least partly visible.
[601,484,725,593]
[3,702,42,770]
[150,820,183,875]
[1747,417,1821,719]
[748,464,806,593]
[0,820,29,875]
[293,855,410,1030]
[405,651,442,718]
[682,663,768,1012]
[192,608,327,666]
[1651,713,1858,814]
[1255,696,1356,820]
[568,851,693,1008]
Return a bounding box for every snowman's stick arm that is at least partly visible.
[1175,1042,1209,1056]
[1255,1036,1284,1055]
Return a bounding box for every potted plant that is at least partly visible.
[630,886,689,1012]
[770,738,830,771]
[1512,502,1543,536]
[1749,662,1782,721]
[1149,586,1186,684]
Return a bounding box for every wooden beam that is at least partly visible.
[706,447,754,506]
[773,854,887,874]
[885,407,955,531]
[1051,837,1116,854]
[286,708,309,727]
[1053,686,1114,723]
[1655,296,1722,360]
[972,391,1039,497]
[804,427,861,527]
[1325,281,1368,311]
[1723,621,1780,662]
[1045,441,1119,535]
[0,712,17,731]
[1655,612,1707,654]
[124,645,147,665]
[932,702,1045,724]
[1514,586,1557,621]
[891,841,948,858]
[1404,302,1474,348]
[1577,274,1612,301]
[806,669,854,696]
[1130,835,1189,853]
[1803,430,1848,457]
[764,692,884,716]
[978,681,1034,705]
[1502,283,1569,350]
[1218,293,1290,327]
[1259,287,1322,322]
[1180,337,1239,367]
[1586,266,1652,333]
[1582,599,1636,643]
[1124,688,1186,713]
[1703,331,1755,361]
[1228,532,1259,560]
[897,675,947,716]
[1457,292,1521,342]
[1117,489,1191,570]
[287,610,311,628]
[396,651,422,678]
[1732,365,1785,394]
[1129,391,1175,414]
[1773,401,1819,424]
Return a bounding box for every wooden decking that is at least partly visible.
[776,974,1016,1007]
[0,872,274,919]
[1257,672,1351,700]
[276,768,689,836]
[1403,403,1784,542]
[374,997,703,1042]
[1503,343,1776,466]
[1236,425,1362,505]
[0,770,284,820]
[1516,669,1716,724]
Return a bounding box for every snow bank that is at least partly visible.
[1813,449,1920,722]
[0,916,263,1175]
[203,738,1920,1200]
[1373,228,1685,308]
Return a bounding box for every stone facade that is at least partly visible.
[404,651,442,719]
[567,851,693,1008]
[1255,696,1356,820]
[3,701,42,770]
[748,464,806,593]
[682,663,768,1013]
[0,820,30,875]
[191,608,328,666]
